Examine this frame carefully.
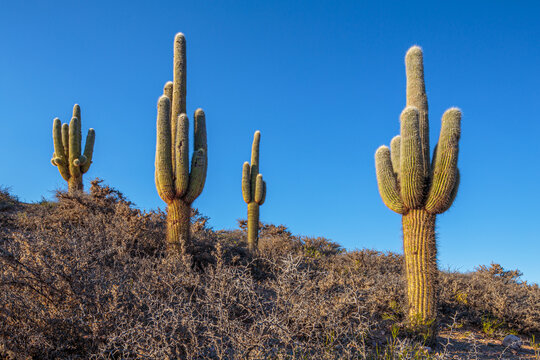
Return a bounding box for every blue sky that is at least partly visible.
[1,1,539,283]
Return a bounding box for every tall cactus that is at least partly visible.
[242,131,266,251]
[155,33,207,255]
[374,46,461,334]
[51,104,95,193]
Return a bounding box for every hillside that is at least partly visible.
[1,180,539,359]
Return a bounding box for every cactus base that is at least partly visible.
[68,175,83,193]
[247,202,259,251]
[402,209,437,332]
[167,199,191,255]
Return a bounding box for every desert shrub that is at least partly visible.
[1,180,539,359]
[439,263,540,333]
[0,187,19,211]
[0,187,20,231]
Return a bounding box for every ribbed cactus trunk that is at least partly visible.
[242,131,267,252]
[374,46,462,342]
[68,176,83,193]
[247,202,259,251]
[403,209,437,324]
[167,199,191,254]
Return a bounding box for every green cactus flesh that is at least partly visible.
[374,46,461,335]
[51,104,95,193]
[155,33,208,255]
[241,130,267,251]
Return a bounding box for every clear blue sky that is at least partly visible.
[1,1,539,283]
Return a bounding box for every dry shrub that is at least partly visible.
[0,187,19,212]
[439,263,540,333]
[0,181,539,359]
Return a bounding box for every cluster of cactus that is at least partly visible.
[242,131,267,251]
[375,46,461,336]
[51,104,95,193]
[154,33,208,255]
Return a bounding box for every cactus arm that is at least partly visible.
[190,110,208,202]
[175,113,190,196]
[250,131,261,200]
[163,81,173,101]
[400,106,425,208]
[171,33,187,170]
[258,180,266,206]
[72,104,81,121]
[425,108,461,213]
[52,118,70,180]
[61,123,70,163]
[194,109,207,153]
[405,46,430,179]
[254,174,264,203]
[242,162,251,203]
[80,128,95,173]
[441,168,460,213]
[155,164,165,202]
[375,146,406,214]
[69,116,82,178]
[194,108,208,188]
[184,149,206,204]
[155,96,175,202]
[52,118,65,160]
[390,135,401,180]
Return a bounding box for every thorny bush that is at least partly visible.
[0,180,539,359]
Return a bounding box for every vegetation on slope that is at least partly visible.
[0,181,539,359]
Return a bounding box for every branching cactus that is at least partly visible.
[242,131,267,251]
[51,104,95,193]
[375,46,461,334]
[155,33,207,255]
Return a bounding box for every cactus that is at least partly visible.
[51,104,95,193]
[374,46,461,334]
[155,33,207,255]
[242,131,266,251]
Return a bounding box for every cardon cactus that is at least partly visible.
[155,33,207,255]
[51,104,95,193]
[242,131,266,251]
[375,46,461,334]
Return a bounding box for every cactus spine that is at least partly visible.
[242,131,266,251]
[51,104,95,193]
[155,33,207,255]
[374,46,461,335]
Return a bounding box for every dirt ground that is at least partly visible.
[435,327,539,359]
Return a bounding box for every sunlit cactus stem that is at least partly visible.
[51,104,95,193]
[242,131,267,251]
[374,46,461,341]
[155,33,208,255]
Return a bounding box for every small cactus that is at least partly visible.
[374,46,461,336]
[51,104,95,193]
[155,33,207,255]
[242,131,266,251]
